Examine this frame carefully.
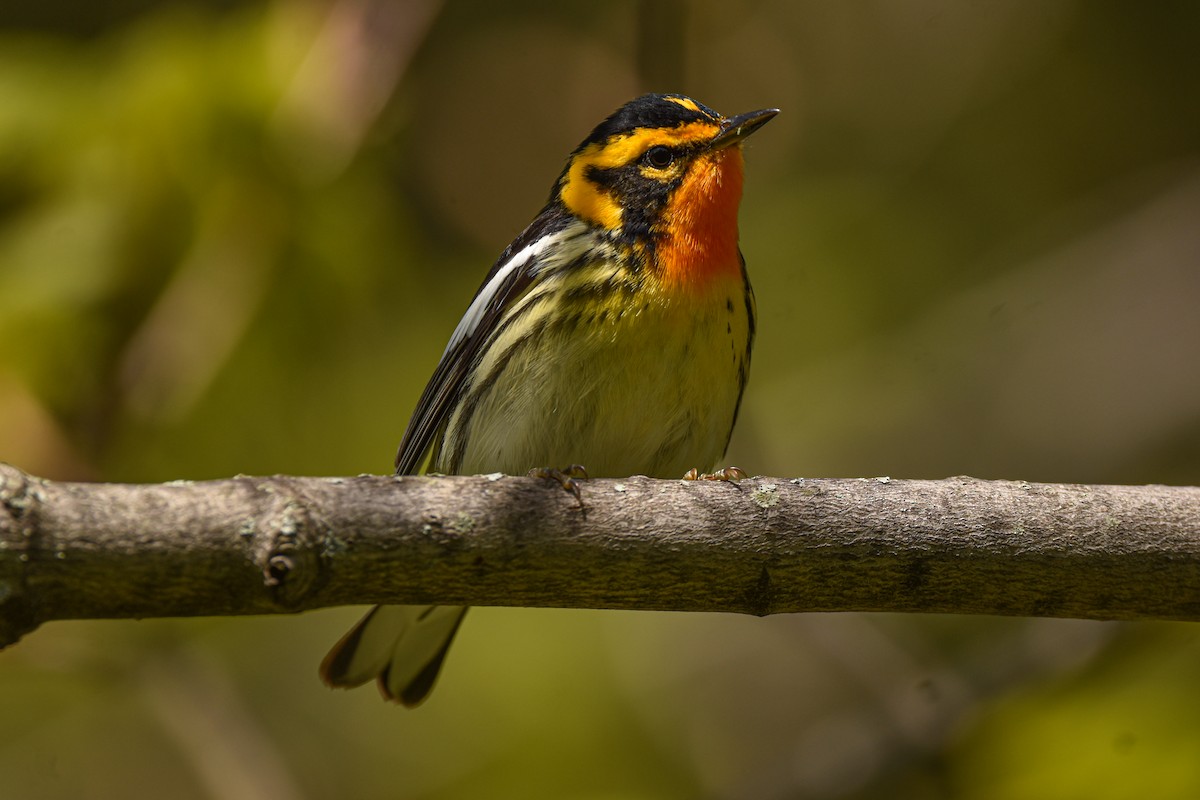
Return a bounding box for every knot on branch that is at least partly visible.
[0,463,44,647]
[248,478,330,609]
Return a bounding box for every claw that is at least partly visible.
[683,466,749,481]
[529,465,589,506]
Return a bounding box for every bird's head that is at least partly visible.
[556,93,777,286]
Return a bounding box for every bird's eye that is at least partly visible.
[643,146,674,169]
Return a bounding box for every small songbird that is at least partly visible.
[320,93,777,706]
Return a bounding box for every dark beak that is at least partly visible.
[709,107,780,150]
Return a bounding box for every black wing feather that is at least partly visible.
[393,205,573,474]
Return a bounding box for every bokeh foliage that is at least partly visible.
[1,1,1199,798]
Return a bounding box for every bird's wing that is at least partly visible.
[393,208,584,474]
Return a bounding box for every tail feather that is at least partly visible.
[320,604,468,707]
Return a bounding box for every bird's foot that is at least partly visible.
[529,464,589,506]
[683,466,748,482]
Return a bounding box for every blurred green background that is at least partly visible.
[2,1,1199,798]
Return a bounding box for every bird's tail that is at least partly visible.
[319,604,468,707]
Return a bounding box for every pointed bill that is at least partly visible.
[709,107,780,151]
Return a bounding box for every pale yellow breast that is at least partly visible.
[438,263,752,479]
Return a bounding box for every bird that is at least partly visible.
[319,93,777,706]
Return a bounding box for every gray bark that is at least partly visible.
[2,462,1198,648]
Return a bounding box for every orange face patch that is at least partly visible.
[559,122,722,230]
[557,118,749,292]
[656,146,746,290]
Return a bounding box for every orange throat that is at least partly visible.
[657,146,745,289]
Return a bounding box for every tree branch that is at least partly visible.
[2,462,1199,647]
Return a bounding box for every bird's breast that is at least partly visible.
[443,264,752,479]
